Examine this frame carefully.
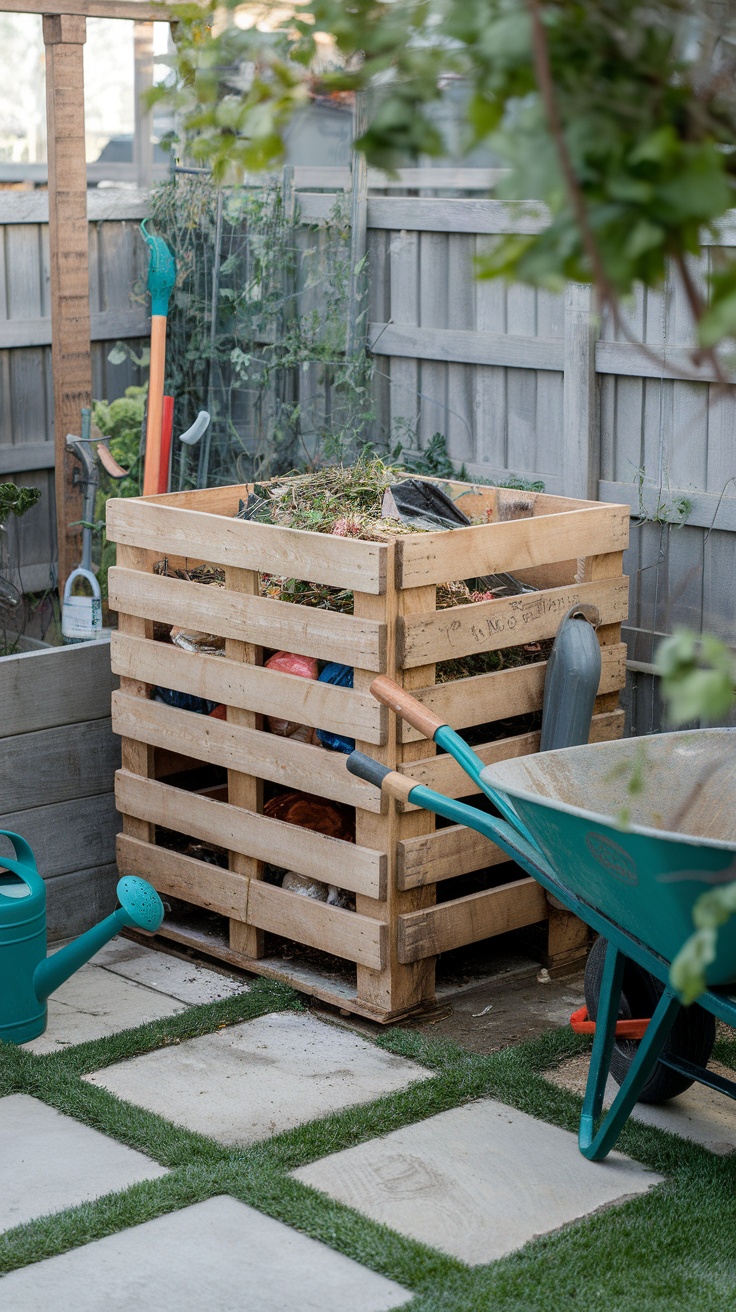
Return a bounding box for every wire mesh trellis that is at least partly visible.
[148,172,376,489]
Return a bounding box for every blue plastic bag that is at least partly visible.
[316,663,355,753]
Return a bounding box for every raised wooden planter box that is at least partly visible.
[106,479,629,1022]
[0,638,120,940]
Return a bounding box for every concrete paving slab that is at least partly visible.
[549,1054,736,1155]
[23,965,183,1054]
[293,1098,662,1265]
[0,1195,412,1312]
[0,1095,167,1234]
[91,938,249,1006]
[85,1012,431,1145]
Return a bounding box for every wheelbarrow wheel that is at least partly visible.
[584,936,715,1104]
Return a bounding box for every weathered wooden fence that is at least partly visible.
[0,189,148,594]
[2,180,734,733]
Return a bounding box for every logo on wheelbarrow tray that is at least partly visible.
[584,832,639,885]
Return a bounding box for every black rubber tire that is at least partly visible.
[584,935,716,1104]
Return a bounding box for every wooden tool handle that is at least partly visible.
[369,675,445,740]
[142,315,167,496]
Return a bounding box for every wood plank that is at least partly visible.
[595,339,735,384]
[0,442,55,475]
[0,792,119,878]
[248,881,385,970]
[224,563,264,959]
[107,568,386,672]
[111,632,387,745]
[115,771,384,897]
[367,197,551,234]
[399,642,627,743]
[0,718,119,813]
[563,284,598,500]
[369,321,564,371]
[398,877,549,962]
[353,542,437,1015]
[396,503,630,589]
[599,480,736,532]
[106,498,388,594]
[398,824,510,889]
[112,685,382,813]
[0,307,149,351]
[43,14,92,595]
[46,863,118,942]
[0,190,151,225]
[1,0,179,18]
[0,639,116,736]
[117,834,250,918]
[400,577,629,668]
[398,709,625,802]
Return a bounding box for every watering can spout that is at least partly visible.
[33,877,165,1004]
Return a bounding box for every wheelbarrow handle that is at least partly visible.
[369,676,446,741]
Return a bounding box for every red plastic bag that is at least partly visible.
[264,651,318,740]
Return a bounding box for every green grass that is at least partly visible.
[2,979,736,1310]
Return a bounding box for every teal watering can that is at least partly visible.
[0,831,164,1045]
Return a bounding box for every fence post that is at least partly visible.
[563,282,598,500]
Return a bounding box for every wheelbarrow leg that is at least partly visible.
[579,940,682,1161]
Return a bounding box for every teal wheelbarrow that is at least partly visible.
[347,677,736,1161]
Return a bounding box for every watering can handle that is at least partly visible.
[0,829,38,876]
[370,676,446,741]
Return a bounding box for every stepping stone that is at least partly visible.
[23,964,183,1054]
[85,1012,431,1145]
[91,938,249,1006]
[0,1095,167,1234]
[293,1098,662,1265]
[549,1055,736,1155]
[0,1195,411,1311]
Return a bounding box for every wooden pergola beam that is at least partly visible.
[1,1,177,18]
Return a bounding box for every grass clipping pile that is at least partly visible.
[159,457,551,682]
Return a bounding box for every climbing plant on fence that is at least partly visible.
[148,174,376,487]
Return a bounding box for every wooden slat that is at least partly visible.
[248,881,385,970]
[0,718,119,812]
[595,339,735,384]
[0,442,55,474]
[368,322,564,371]
[1,0,178,18]
[0,792,119,879]
[112,692,381,811]
[400,578,629,668]
[108,568,386,672]
[115,771,386,897]
[398,709,625,802]
[563,284,598,500]
[106,498,388,594]
[367,197,551,234]
[398,877,549,962]
[0,307,149,350]
[396,504,630,590]
[118,834,250,919]
[399,642,627,743]
[111,632,387,745]
[600,480,736,532]
[0,639,116,737]
[0,188,150,224]
[398,824,510,890]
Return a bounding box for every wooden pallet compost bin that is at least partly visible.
[106,479,629,1022]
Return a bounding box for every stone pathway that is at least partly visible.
[293,1098,660,1265]
[0,1095,167,1233]
[4,935,729,1306]
[84,1011,432,1144]
[0,1196,411,1312]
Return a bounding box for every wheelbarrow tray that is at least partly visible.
[480,729,736,986]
